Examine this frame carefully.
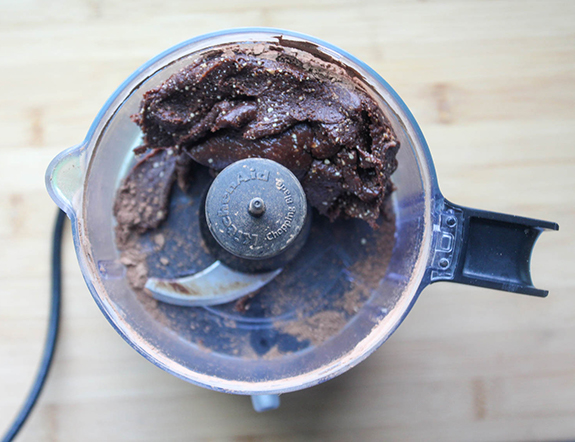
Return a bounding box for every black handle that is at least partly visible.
[429,200,559,297]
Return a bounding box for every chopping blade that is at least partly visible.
[145,261,281,306]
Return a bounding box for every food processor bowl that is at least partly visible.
[45,29,558,404]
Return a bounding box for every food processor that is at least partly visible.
[45,28,558,412]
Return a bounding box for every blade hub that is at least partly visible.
[205,158,308,261]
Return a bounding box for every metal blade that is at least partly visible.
[145,261,281,307]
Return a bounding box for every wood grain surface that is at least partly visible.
[1,1,574,441]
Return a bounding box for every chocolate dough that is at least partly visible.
[125,43,399,230]
[113,148,177,243]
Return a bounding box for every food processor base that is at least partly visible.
[250,394,281,412]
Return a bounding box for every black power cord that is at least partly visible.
[2,210,65,442]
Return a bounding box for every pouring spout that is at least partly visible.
[45,144,87,218]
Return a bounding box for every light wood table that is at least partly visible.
[1,1,574,441]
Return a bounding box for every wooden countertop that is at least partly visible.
[1,1,574,440]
